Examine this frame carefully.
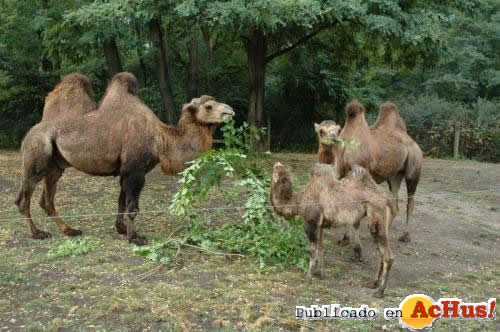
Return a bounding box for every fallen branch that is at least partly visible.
[180,242,246,257]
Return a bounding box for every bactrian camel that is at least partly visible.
[15,72,234,245]
[315,100,422,243]
[270,162,395,298]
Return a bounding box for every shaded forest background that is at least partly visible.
[0,0,499,161]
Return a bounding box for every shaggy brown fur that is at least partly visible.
[315,100,422,243]
[42,73,97,121]
[15,72,234,245]
[270,162,395,298]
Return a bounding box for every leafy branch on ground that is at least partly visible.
[47,237,96,258]
[133,120,309,272]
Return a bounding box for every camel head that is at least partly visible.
[272,162,294,198]
[182,95,235,125]
[314,120,342,146]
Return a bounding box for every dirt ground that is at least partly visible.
[0,150,498,331]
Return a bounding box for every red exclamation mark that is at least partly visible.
[489,300,496,319]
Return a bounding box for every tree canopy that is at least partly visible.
[0,0,499,160]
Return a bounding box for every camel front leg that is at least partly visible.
[305,213,323,280]
[338,226,352,246]
[122,173,147,246]
[351,221,362,262]
[115,186,127,235]
[39,167,82,236]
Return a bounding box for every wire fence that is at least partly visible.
[0,187,497,223]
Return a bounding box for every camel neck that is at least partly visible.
[318,143,335,164]
[271,182,299,220]
[155,116,216,175]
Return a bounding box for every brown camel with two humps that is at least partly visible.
[315,100,422,244]
[15,72,234,245]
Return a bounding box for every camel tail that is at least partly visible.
[405,143,423,197]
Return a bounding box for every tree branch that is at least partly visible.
[265,22,337,63]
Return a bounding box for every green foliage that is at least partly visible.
[47,237,96,258]
[165,120,309,272]
[131,238,182,265]
[168,149,246,216]
[0,0,498,162]
[399,95,500,161]
[189,217,309,273]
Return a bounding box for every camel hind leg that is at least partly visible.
[400,173,420,242]
[304,207,323,280]
[15,172,51,239]
[367,205,394,297]
[39,167,82,236]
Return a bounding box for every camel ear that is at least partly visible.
[314,123,320,133]
[185,102,197,113]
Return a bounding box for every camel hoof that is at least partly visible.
[32,230,52,240]
[64,229,82,237]
[373,289,385,298]
[337,238,350,246]
[115,222,127,235]
[129,236,147,246]
[399,232,411,242]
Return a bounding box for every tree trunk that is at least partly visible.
[201,26,215,93]
[39,0,51,72]
[453,122,460,158]
[245,28,267,152]
[150,18,176,123]
[187,25,198,99]
[103,39,123,77]
[133,18,148,85]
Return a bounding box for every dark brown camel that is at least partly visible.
[15,72,234,245]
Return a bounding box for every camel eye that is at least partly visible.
[205,105,212,111]
[319,129,325,136]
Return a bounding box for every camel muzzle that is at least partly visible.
[222,107,235,120]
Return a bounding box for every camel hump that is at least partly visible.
[373,102,407,131]
[344,165,376,187]
[110,72,138,95]
[346,100,366,118]
[45,73,94,102]
[311,163,335,178]
[42,72,96,121]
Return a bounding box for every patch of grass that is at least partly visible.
[47,236,96,258]
[0,270,24,285]
[329,264,342,279]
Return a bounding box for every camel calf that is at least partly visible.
[270,162,395,297]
